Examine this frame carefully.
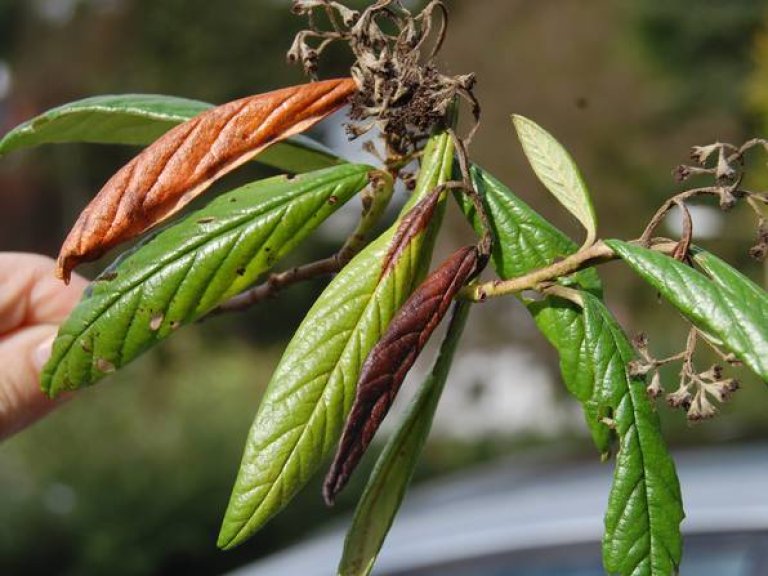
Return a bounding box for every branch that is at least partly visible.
[211,170,393,315]
[460,240,677,303]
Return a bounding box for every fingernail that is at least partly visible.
[33,336,55,372]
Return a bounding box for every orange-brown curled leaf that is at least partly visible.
[56,77,356,282]
[323,245,480,505]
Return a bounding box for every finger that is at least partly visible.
[0,324,69,441]
[0,253,88,333]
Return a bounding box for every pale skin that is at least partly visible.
[0,253,87,441]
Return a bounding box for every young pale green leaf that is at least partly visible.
[607,240,768,383]
[579,293,684,576]
[512,114,597,246]
[218,132,454,550]
[459,165,611,453]
[0,94,343,173]
[339,301,470,576]
[42,163,373,397]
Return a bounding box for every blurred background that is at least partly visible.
[2,0,768,574]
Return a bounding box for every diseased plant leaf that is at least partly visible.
[512,114,597,246]
[459,165,612,454]
[218,132,454,550]
[42,163,373,397]
[579,293,684,576]
[56,78,356,281]
[338,301,471,576]
[324,245,480,504]
[608,240,768,383]
[0,94,343,174]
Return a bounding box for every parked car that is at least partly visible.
[231,444,768,575]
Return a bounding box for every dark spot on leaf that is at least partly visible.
[98,271,118,282]
[328,195,338,205]
[236,267,246,276]
[197,216,216,224]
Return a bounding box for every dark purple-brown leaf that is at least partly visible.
[323,244,480,504]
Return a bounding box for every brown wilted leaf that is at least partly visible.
[323,245,480,505]
[56,77,357,282]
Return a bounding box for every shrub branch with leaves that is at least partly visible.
[2,1,767,575]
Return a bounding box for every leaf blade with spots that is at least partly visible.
[56,78,357,281]
[42,163,374,397]
[218,132,454,550]
[0,94,344,173]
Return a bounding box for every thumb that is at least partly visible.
[0,325,69,441]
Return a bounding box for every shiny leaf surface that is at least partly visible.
[218,132,454,549]
[580,293,684,576]
[42,163,372,396]
[0,94,343,173]
[460,165,611,453]
[608,240,768,382]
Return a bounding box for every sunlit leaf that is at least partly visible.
[608,240,768,382]
[0,94,344,173]
[54,79,356,281]
[338,301,471,576]
[218,132,454,550]
[42,163,373,397]
[580,293,684,576]
[459,165,611,453]
[512,114,597,246]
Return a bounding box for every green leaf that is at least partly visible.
[0,94,343,173]
[218,132,454,549]
[692,247,768,308]
[512,114,597,246]
[529,299,612,454]
[460,165,611,453]
[607,240,768,383]
[579,293,684,576]
[42,163,373,397]
[339,301,470,576]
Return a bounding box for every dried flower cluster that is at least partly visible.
[289,0,479,156]
[631,331,740,422]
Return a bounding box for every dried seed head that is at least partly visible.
[690,144,720,165]
[667,383,693,410]
[646,371,663,399]
[628,359,653,378]
[687,390,717,421]
[673,165,692,183]
[749,220,768,261]
[288,0,479,155]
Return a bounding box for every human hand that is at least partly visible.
[0,253,87,440]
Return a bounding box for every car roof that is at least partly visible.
[229,443,768,575]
